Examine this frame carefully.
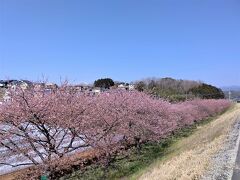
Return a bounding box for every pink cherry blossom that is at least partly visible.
[0,85,231,173]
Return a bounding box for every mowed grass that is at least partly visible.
[61,107,234,180]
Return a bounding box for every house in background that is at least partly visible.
[117,83,135,91]
[45,82,58,90]
[128,84,135,90]
[92,87,101,95]
[19,80,33,90]
[3,91,11,102]
[0,80,33,90]
[0,80,6,88]
[0,80,33,103]
[34,83,45,90]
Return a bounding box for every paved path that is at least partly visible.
[232,125,240,180]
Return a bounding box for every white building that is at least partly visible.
[92,88,101,95]
[3,91,11,102]
[117,84,135,91]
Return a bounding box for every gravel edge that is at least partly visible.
[202,116,240,180]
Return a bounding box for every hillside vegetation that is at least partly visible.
[134,78,224,102]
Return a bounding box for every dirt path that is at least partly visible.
[137,104,240,180]
[231,139,240,180]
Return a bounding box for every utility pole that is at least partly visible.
[229,91,231,100]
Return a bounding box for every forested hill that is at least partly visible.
[134,77,225,102]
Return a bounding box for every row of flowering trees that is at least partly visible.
[0,84,231,178]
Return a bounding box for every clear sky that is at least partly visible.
[0,0,240,86]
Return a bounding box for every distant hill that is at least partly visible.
[134,77,224,101]
[221,86,240,91]
[221,86,240,100]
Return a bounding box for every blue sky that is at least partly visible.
[0,0,240,86]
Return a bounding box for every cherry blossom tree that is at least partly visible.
[0,84,231,178]
[0,85,93,168]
